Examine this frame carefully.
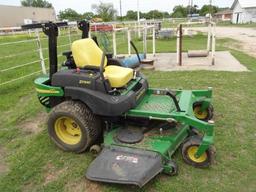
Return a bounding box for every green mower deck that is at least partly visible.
[86,88,215,187]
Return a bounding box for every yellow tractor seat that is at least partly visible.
[104,66,133,88]
[71,38,133,88]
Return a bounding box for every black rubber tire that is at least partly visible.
[193,101,214,121]
[48,100,101,153]
[181,136,214,168]
[188,127,202,137]
[163,160,179,176]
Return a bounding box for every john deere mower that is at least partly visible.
[22,22,215,187]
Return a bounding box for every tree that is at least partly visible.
[187,5,199,15]
[58,8,82,21]
[171,5,187,18]
[83,12,94,20]
[162,12,171,18]
[145,10,164,19]
[199,5,218,16]
[21,0,52,8]
[126,10,137,20]
[92,2,117,22]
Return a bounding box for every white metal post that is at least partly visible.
[89,30,91,38]
[68,27,72,47]
[211,23,216,65]
[137,0,141,38]
[127,30,131,56]
[112,30,117,57]
[176,27,180,65]
[207,23,211,52]
[143,27,147,55]
[152,27,156,56]
[35,30,46,74]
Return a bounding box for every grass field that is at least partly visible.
[0,30,256,192]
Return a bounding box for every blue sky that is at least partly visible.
[0,0,234,14]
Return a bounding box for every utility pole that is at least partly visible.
[137,0,141,38]
[119,0,123,21]
[209,0,213,21]
[137,0,140,23]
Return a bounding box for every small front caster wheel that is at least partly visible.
[193,101,214,121]
[163,160,178,176]
[90,145,101,156]
[182,136,215,168]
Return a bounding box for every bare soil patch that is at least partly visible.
[19,112,47,135]
[0,146,9,175]
[65,179,102,192]
[43,163,67,186]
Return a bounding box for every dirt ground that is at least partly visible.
[193,26,256,58]
[0,146,9,175]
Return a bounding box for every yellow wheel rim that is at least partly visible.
[193,106,208,120]
[187,146,207,163]
[54,117,82,145]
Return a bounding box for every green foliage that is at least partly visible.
[125,10,170,21]
[58,9,94,21]
[92,2,117,22]
[126,10,137,20]
[82,12,94,20]
[20,0,52,8]
[199,5,219,16]
[171,5,188,18]
[58,8,82,21]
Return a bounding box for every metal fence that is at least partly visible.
[0,23,157,88]
[0,26,82,87]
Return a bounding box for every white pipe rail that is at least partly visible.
[0,60,41,73]
[111,25,156,57]
[35,30,46,74]
[0,70,41,86]
[0,23,158,87]
[0,39,37,46]
[176,21,216,66]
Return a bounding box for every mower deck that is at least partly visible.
[86,123,189,187]
[86,88,214,187]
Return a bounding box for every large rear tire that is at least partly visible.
[48,100,101,153]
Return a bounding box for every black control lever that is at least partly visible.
[130,41,141,63]
[166,91,181,112]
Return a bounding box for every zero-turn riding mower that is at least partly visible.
[22,22,215,188]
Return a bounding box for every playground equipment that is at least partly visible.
[22,22,215,188]
[177,22,216,66]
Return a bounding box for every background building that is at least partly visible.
[214,10,233,21]
[231,0,256,24]
[0,5,56,27]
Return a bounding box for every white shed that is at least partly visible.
[231,0,256,23]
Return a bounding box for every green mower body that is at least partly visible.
[34,75,215,187]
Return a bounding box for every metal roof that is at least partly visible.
[231,0,256,9]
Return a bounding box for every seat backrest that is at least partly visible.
[71,38,107,68]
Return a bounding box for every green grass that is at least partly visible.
[0,31,256,192]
